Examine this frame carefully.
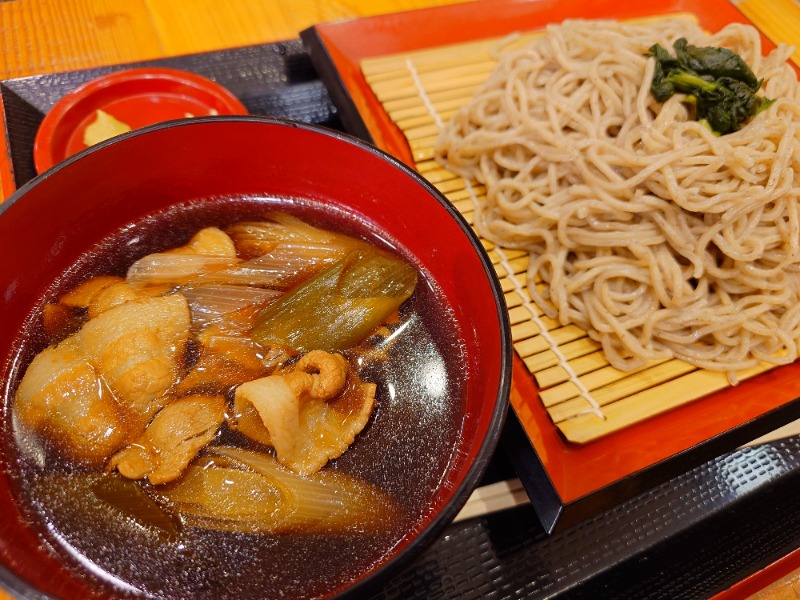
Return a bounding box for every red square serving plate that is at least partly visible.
[301,0,800,531]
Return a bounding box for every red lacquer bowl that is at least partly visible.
[33,67,248,174]
[0,117,511,599]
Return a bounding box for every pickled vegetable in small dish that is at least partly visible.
[33,67,247,173]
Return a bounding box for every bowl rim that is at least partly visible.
[0,115,513,600]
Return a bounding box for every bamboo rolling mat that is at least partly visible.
[360,16,782,444]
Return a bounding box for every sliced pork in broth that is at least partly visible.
[16,293,192,465]
[13,211,418,538]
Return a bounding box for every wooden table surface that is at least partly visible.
[1,0,800,598]
[0,0,466,80]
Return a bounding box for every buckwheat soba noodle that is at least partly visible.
[435,18,800,380]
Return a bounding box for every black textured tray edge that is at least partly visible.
[300,26,374,143]
[507,396,800,534]
[367,436,800,600]
[0,38,339,190]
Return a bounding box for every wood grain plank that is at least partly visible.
[144,0,473,57]
[0,0,163,79]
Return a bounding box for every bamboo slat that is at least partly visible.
[734,0,800,66]
[523,337,602,374]
[559,362,774,443]
[361,14,782,443]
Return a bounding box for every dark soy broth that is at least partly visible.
[5,195,467,599]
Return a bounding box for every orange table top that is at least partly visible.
[0,0,469,81]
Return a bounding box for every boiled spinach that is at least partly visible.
[648,38,775,135]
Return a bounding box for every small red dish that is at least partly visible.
[33,67,247,173]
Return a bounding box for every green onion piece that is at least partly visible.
[210,447,395,533]
[226,212,371,259]
[251,249,417,352]
[159,459,286,528]
[91,474,182,542]
[158,448,398,534]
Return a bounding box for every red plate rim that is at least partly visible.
[33,67,248,174]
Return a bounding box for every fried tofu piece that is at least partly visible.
[109,394,227,485]
[176,303,283,395]
[86,281,144,318]
[41,303,83,340]
[166,227,237,258]
[59,275,125,308]
[176,348,271,396]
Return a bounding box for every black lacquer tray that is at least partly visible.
[1,39,799,600]
[0,40,339,188]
